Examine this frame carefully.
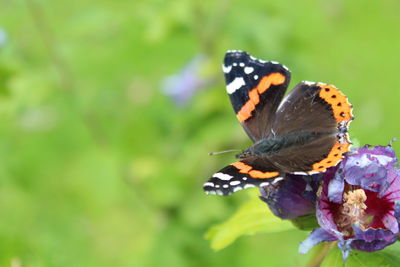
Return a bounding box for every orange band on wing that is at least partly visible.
[231,161,279,179]
[231,161,252,173]
[317,84,353,123]
[236,73,286,123]
[249,170,280,178]
[310,142,351,173]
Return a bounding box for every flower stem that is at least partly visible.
[306,241,337,267]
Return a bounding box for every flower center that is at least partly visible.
[335,188,368,236]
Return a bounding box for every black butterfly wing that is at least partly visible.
[203,157,283,196]
[269,82,353,173]
[223,51,291,142]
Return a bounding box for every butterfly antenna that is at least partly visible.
[209,149,241,156]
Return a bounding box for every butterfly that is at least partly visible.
[204,50,353,196]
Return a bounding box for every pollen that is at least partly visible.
[342,189,367,219]
[336,188,367,236]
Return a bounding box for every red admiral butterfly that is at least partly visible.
[204,50,353,196]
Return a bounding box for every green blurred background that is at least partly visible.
[0,0,399,266]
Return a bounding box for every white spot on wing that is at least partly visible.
[230,181,241,186]
[223,184,229,188]
[233,63,238,66]
[271,177,284,184]
[244,66,254,74]
[254,75,259,80]
[302,80,315,86]
[259,182,270,187]
[226,77,245,94]
[233,187,243,192]
[222,64,232,73]
[203,182,214,187]
[293,171,308,175]
[244,184,255,189]
[239,62,245,67]
[213,172,233,180]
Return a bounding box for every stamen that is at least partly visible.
[335,188,367,236]
[343,189,367,220]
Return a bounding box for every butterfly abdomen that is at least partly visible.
[245,131,335,158]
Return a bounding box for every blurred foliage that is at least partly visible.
[321,242,400,267]
[0,0,399,266]
[205,189,294,251]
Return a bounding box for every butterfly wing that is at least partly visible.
[223,51,291,141]
[269,82,353,173]
[203,157,282,196]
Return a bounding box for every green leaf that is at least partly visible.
[205,190,294,251]
[291,213,319,231]
[321,246,343,267]
[322,242,400,267]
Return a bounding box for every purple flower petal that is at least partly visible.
[260,174,321,220]
[362,169,400,233]
[338,155,389,193]
[162,55,215,106]
[299,228,337,254]
[327,167,344,203]
[353,224,396,243]
[346,165,387,192]
[357,145,397,166]
[351,224,398,252]
[337,145,397,194]
[317,173,342,235]
[394,201,400,222]
[380,168,400,200]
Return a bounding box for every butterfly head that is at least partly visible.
[235,149,251,159]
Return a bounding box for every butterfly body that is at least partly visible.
[204,51,353,196]
[238,130,334,159]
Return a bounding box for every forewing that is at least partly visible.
[223,50,291,141]
[203,157,283,196]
